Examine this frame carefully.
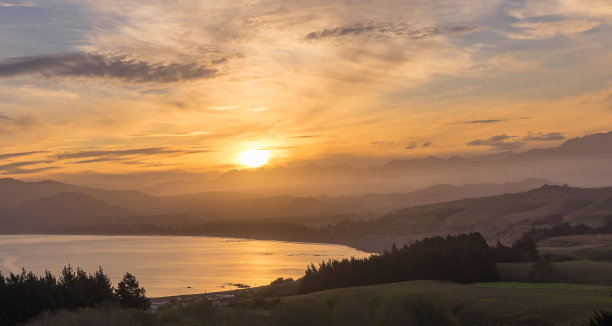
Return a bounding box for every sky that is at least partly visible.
[0,0,611,185]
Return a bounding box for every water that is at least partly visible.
[0,235,370,297]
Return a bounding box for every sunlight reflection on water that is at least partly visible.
[0,235,369,297]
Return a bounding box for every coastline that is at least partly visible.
[0,231,388,254]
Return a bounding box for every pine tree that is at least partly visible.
[116,272,150,310]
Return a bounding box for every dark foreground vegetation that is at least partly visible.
[520,221,612,243]
[0,266,149,325]
[26,280,612,326]
[300,233,540,294]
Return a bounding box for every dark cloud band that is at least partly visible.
[0,53,217,83]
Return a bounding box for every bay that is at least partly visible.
[0,234,369,297]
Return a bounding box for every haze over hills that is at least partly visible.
[2,182,612,253]
[139,130,612,196]
[0,177,551,232]
[1,192,133,231]
[332,184,612,249]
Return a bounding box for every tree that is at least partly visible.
[511,238,539,261]
[528,258,559,283]
[116,273,150,310]
[92,267,115,303]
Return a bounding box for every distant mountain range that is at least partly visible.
[140,130,612,196]
[328,184,612,250]
[2,177,612,253]
[0,177,550,233]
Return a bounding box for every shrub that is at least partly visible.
[528,258,559,283]
[590,310,612,326]
[26,306,155,326]
[374,293,459,326]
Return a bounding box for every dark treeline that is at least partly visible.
[490,238,539,263]
[299,233,500,294]
[0,266,149,326]
[520,221,612,243]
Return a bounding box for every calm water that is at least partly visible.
[0,235,369,297]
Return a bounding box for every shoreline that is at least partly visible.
[0,231,388,253]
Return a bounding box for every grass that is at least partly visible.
[498,260,612,285]
[274,280,612,326]
[27,279,612,325]
[475,282,612,291]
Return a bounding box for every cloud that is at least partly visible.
[422,141,432,148]
[128,131,213,137]
[208,106,239,111]
[509,20,600,40]
[291,135,321,139]
[405,143,417,150]
[371,141,395,146]
[522,132,565,141]
[0,160,56,175]
[467,135,525,150]
[0,1,35,7]
[463,119,505,124]
[0,53,218,83]
[247,108,269,112]
[0,112,39,132]
[55,147,209,162]
[0,151,46,160]
[305,23,478,41]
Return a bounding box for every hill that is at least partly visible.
[0,177,550,230]
[271,280,612,326]
[1,192,133,232]
[327,185,612,250]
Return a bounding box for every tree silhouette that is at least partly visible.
[0,266,146,324]
[116,272,150,310]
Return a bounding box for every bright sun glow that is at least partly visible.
[239,149,270,167]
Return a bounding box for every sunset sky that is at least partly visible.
[0,0,611,185]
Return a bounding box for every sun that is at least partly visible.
[239,149,270,168]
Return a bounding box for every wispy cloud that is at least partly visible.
[467,135,525,151]
[463,119,506,124]
[305,23,478,41]
[0,151,46,160]
[291,135,321,139]
[56,147,209,162]
[371,141,394,146]
[523,132,565,141]
[509,20,600,39]
[0,53,218,83]
[128,131,213,138]
[208,106,239,111]
[0,160,56,175]
[0,1,35,7]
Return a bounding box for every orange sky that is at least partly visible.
[0,0,611,185]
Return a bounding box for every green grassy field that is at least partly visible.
[29,279,612,325]
[275,280,612,326]
[498,260,612,285]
